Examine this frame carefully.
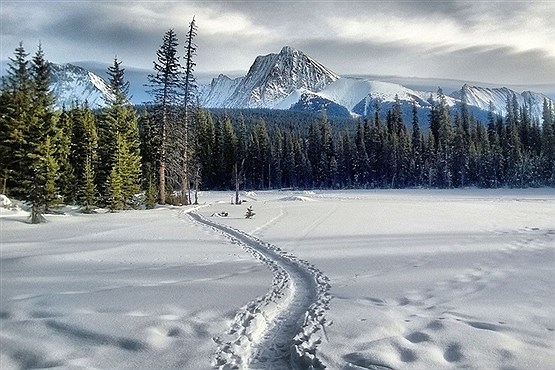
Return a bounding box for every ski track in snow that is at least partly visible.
[185,212,331,370]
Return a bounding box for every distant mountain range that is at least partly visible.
[8,46,551,124]
[199,46,553,123]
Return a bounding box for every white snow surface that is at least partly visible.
[274,88,310,110]
[1,189,554,369]
[313,78,461,114]
[317,79,420,111]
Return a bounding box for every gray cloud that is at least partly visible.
[434,46,555,85]
[1,0,553,87]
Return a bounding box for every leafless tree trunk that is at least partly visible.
[234,159,245,205]
[181,16,197,206]
[159,110,166,204]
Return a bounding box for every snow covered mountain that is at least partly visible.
[451,84,549,119]
[286,78,462,123]
[199,73,244,108]
[49,63,113,109]
[199,47,552,124]
[199,46,339,108]
[45,47,552,123]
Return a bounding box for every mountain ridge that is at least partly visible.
[199,46,553,124]
[199,46,339,108]
[48,62,113,109]
[4,47,552,122]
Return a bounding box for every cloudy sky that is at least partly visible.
[2,0,554,88]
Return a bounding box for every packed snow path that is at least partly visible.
[187,212,331,370]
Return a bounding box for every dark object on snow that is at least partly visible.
[245,206,255,219]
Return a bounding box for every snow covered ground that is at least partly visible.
[1,189,554,369]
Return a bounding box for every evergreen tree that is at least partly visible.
[71,103,98,203]
[138,109,160,196]
[271,127,284,188]
[81,155,97,213]
[354,121,369,186]
[98,57,142,206]
[106,134,125,211]
[195,108,216,189]
[55,107,75,202]
[505,96,523,186]
[21,44,59,221]
[411,102,423,185]
[254,119,271,188]
[179,16,198,204]
[145,176,157,209]
[541,100,555,184]
[0,42,32,197]
[147,29,182,204]
[245,205,255,219]
[435,88,453,187]
[222,116,238,186]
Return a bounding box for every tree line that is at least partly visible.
[140,92,554,192]
[1,26,554,222]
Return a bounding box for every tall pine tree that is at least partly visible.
[98,57,141,208]
[147,29,182,204]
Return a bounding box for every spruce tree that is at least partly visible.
[25,44,58,221]
[99,57,142,206]
[0,42,32,197]
[81,155,97,213]
[354,121,370,186]
[222,116,238,186]
[138,109,160,196]
[42,136,60,212]
[55,107,75,202]
[411,102,423,185]
[179,17,198,204]
[541,100,555,184]
[107,134,125,211]
[147,29,182,204]
[71,103,98,204]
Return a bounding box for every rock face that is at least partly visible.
[199,46,339,108]
[49,63,113,109]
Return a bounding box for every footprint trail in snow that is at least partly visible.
[187,212,331,370]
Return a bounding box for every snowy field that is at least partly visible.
[1,189,554,369]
